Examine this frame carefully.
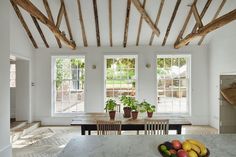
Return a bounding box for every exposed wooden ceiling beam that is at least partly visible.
[192,4,203,28]
[198,0,227,45]
[162,0,181,46]
[132,0,160,37]
[61,0,73,41]
[174,9,236,49]
[10,0,38,48]
[175,0,197,45]
[56,2,64,28]
[77,0,88,47]
[31,15,49,48]
[123,0,132,47]
[92,0,101,47]
[43,0,61,48]
[108,0,112,47]
[136,0,146,46]
[191,0,212,34]
[149,0,165,46]
[13,0,76,49]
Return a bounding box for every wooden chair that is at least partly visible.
[144,119,169,135]
[96,120,122,135]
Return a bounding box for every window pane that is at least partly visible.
[157,56,190,114]
[105,56,136,108]
[165,58,171,68]
[53,57,85,113]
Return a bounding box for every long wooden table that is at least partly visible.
[58,134,236,157]
[71,113,191,135]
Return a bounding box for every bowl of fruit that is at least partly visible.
[158,139,210,157]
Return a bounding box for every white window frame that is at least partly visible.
[51,56,86,117]
[156,55,191,116]
[104,55,138,107]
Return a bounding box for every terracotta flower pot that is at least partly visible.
[147,112,153,118]
[123,107,131,118]
[109,111,116,120]
[131,111,138,120]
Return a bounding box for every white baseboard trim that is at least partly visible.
[0,145,12,157]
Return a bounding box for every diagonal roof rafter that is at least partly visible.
[13,0,76,49]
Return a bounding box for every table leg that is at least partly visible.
[81,126,85,135]
[88,130,91,135]
[176,125,182,134]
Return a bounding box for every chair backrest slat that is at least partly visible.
[97,120,122,135]
[144,119,169,135]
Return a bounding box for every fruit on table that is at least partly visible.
[169,149,177,155]
[160,145,167,152]
[189,143,201,154]
[163,150,171,156]
[186,139,207,156]
[171,140,182,150]
[188,150,198,157]
[182,141,191,151]
[159,139,208,157]
[176,149,188,157]
[164,141,174,150]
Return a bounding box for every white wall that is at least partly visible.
[209,21,236,129]
[10,6,32,59]
[16,60,31,122]
[10,1,34,124]
[0,0,11,156]
[33,45,209,125]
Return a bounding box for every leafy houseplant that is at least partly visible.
[120,96,132,118]
[105,99,117,120]
[130,100,140,120]
[141,100,156,118]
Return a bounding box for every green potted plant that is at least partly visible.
[120,96,132,118]
[141,100,156,118]
[105,99,117,120]
[130,100,140,120]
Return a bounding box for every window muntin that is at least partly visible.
[105,56,137,108]
[52,56,85,113]
[157,56,190,114]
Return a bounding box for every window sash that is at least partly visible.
[157,56,190,115]
[52,56,85,114]
[105,56,137,105]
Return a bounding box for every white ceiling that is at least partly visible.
[14,0,236,48]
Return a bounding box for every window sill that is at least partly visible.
[52,112,85,118]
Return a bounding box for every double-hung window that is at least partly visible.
[157,55,191,115]
[52,56,85,114]
[105,56,137,108]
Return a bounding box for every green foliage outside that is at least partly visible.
[106,58,135,82]
[56,58,85,89]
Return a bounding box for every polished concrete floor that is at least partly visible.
[12,126,217,157]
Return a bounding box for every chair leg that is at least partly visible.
[137,130,139,135]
